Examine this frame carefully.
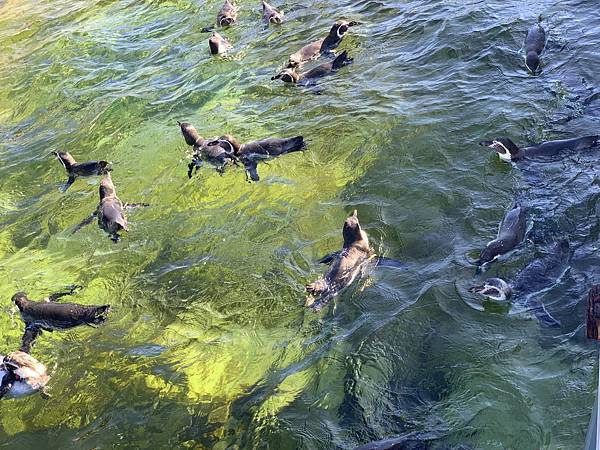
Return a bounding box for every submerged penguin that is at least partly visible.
[0,351,49,400]
[525,17,546,74]
[272,51,353,85]
[286,21,359,68]
[12,290,110,347]
[209,32,232,55]
[305,210,403,311]
[73,172,146,242]
[207,134,305,181]
[476,203,526,271]
[470,239,569,327]
[53,151,111,192]
[480,135,599,162]
[262,0,283,24]
[217,0,237,26]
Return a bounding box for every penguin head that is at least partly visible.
[271,68,298,83]
[98,160,112,174]
[469,278,512,301]
[479,138,521,162]
[207,135,241,155]
[11,292,29,310]
[53,151,77,169]
[342,210,369,248]
[219,16,235,26]
[330,20,359,39]
[269,14,283,24]
[526,51,540,73]
[99,172,116,200]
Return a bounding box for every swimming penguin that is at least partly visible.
[209,32,232,55]
[525,16,546,74]
[286,20,359,68]
[73,172,146,242]
[480,135,599,162]
[217,0,237,26]
[207,134,305,181]
[97,172,128,241]
[272,51,353,84]
[12,290,110,335]
[262,0,283,24]
[0,351,49,399]
[52,151,111,192]
[476,203,526,270]
[305,210,403,311]
[470,239,569,327]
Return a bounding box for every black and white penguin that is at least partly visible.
[480,135,599,162]
[53,151,111,192]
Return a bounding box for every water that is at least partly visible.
[1,0,599,448]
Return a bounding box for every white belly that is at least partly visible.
[0,369,37,398]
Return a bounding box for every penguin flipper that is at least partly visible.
[124,202,149,210]
[20,326,42,354]
[61,175,76,192]
[47,284,81,302]
[375,256,405,269]
[317,251,341,265]
[72,212,97,234]
[244,161,260,182]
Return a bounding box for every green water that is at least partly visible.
[1,0,600,448]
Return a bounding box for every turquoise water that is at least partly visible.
[1,0,600,448]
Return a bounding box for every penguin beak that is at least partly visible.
[271,74,281,80]
[479,140,504,154]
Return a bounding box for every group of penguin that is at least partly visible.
[1,7,597,416]
[467,18,599,326]
[205,0,358,87]
[1,287,110,399]
[0,5,363,399]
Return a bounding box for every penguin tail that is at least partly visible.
[332,50,353,70]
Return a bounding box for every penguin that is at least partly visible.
[52,151,111,192]
[207,134,305,181]
[525,16,546,74]
[476,203,526,270]
[72,172,146,242]
[209,32,232,55]
[217,0,237,27]
[0,351,49,400]
[272,51,353,84]
[177,122,238,177]
[470,239,569,327]
[305,210,403,311]
[479,135,599,162]
[97,172,128,241]
[12,290,110,335]
[286,20,359,68]
[262,0,283,24]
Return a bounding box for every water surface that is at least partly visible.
[1,0,600,448]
